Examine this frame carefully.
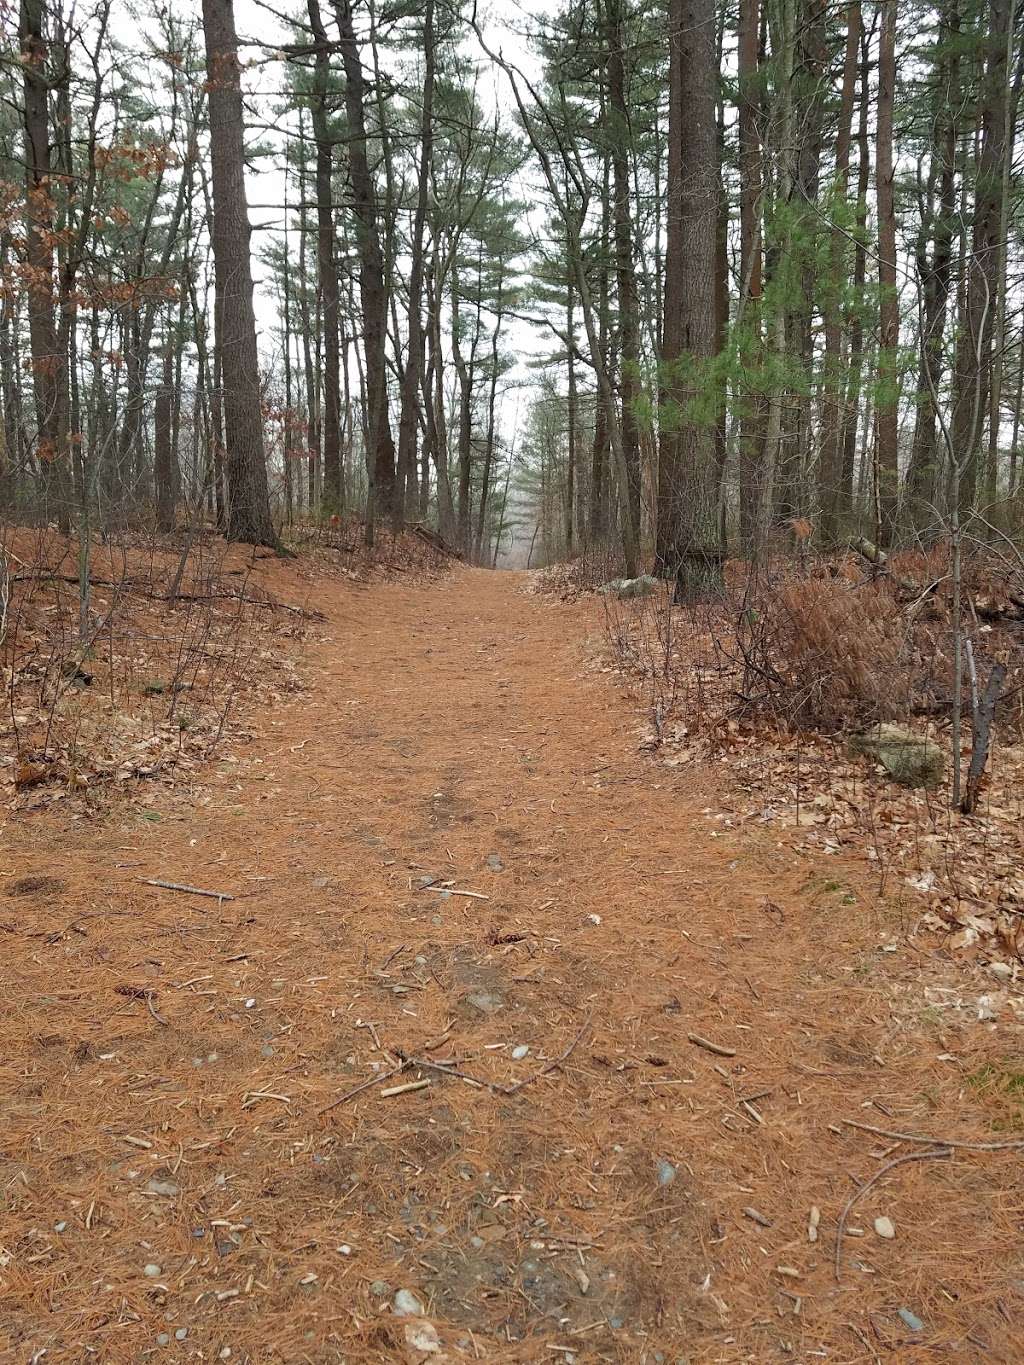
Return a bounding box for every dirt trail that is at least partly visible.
[2,567,1021,1363]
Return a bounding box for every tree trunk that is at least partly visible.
[201,0,277,546]
[874,0,900,542]
[607,0,641,536]
[953,0,1012,513]
[657,0,721,599]
[306,0,344,510]
[332,0,396,524]
[818,1,861,541]
[20,0,69,526]
[737,0,764,552]
[395,0,434,531]
[905,2,959,523]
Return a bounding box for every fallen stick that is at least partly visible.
[505,1013,592,1096]
[318,1064,405,1116]
[842,1117,1024,1152]
[421,885,490,901]
[140,878,235,902]
[395,1050,505,1094]
[145,992,168,1027]
[687,1032,736,1058]
[834,1147,951,1281]
[380,1078,431,1098]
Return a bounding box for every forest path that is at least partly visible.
[3,566,1019,1363]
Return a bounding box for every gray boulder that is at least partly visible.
[597,574,660,600]
[848,723,944,789]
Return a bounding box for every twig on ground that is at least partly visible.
[395,1049,501,1092]
[842,1117,1024,1152]
[318,1065,405,1116]
[505,1013,592,1096]
[687,1032,737,1058]
[835,1147,952,1281]
[421,885,490,901]
[380,1078,431,1098]
[139,878,235,901]
[145,992,168,1027]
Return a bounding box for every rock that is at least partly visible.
[465,989,504,1014]
[143,1263,162,1278]
[486,853,504,871]
[848,724,944,789]
[404,1320,441,1353]
[597,574,660,599]
[175,1329,188,1341]
[156,1333,170,1346]
[989,961,1013,981]
[657,1159,677,1187]
[54,1221,66,1233]
[873,1216,896,1240]
[369,1280,391,1297]
[511,1044,530,1060]
[897,1308,924,1332]
[145,1177,180,1198]
[393,1288,424,1316]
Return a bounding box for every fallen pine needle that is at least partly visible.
[140,878,235,902]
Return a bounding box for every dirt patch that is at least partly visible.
[1,565,1022,1362]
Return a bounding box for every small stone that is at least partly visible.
[657,1159,677,1186]
[898,1308,924,1332]
[465,989,504,1014]
[156,1333,170,1346]
[874,1216,896,1240]
[244,999,256,1009]
[393,1288,424,1316]
[54,1221,66,1233]
[145,1178,180,1198]
[337,1244,353,1256]
[486,854,504,871]
[219,1349,231,1360]
[989,961,1013,980]
[404,1321,441,1353]
[511,1045,529,1060]
[470,1235,484,1249]
[175,1329,188,1341]
[261,1044,275,1058]
[143,1263,162,1278]
[369,1280,391,1297]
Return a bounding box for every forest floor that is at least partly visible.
[2,561,1023,1364]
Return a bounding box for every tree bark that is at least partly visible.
[332,0,396,525]
[306,0,344,510]
[202,0,277,545]
[395,0,434,531]
[874,0,900,542]
[20,0,68,525]
[656,0,721,598]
